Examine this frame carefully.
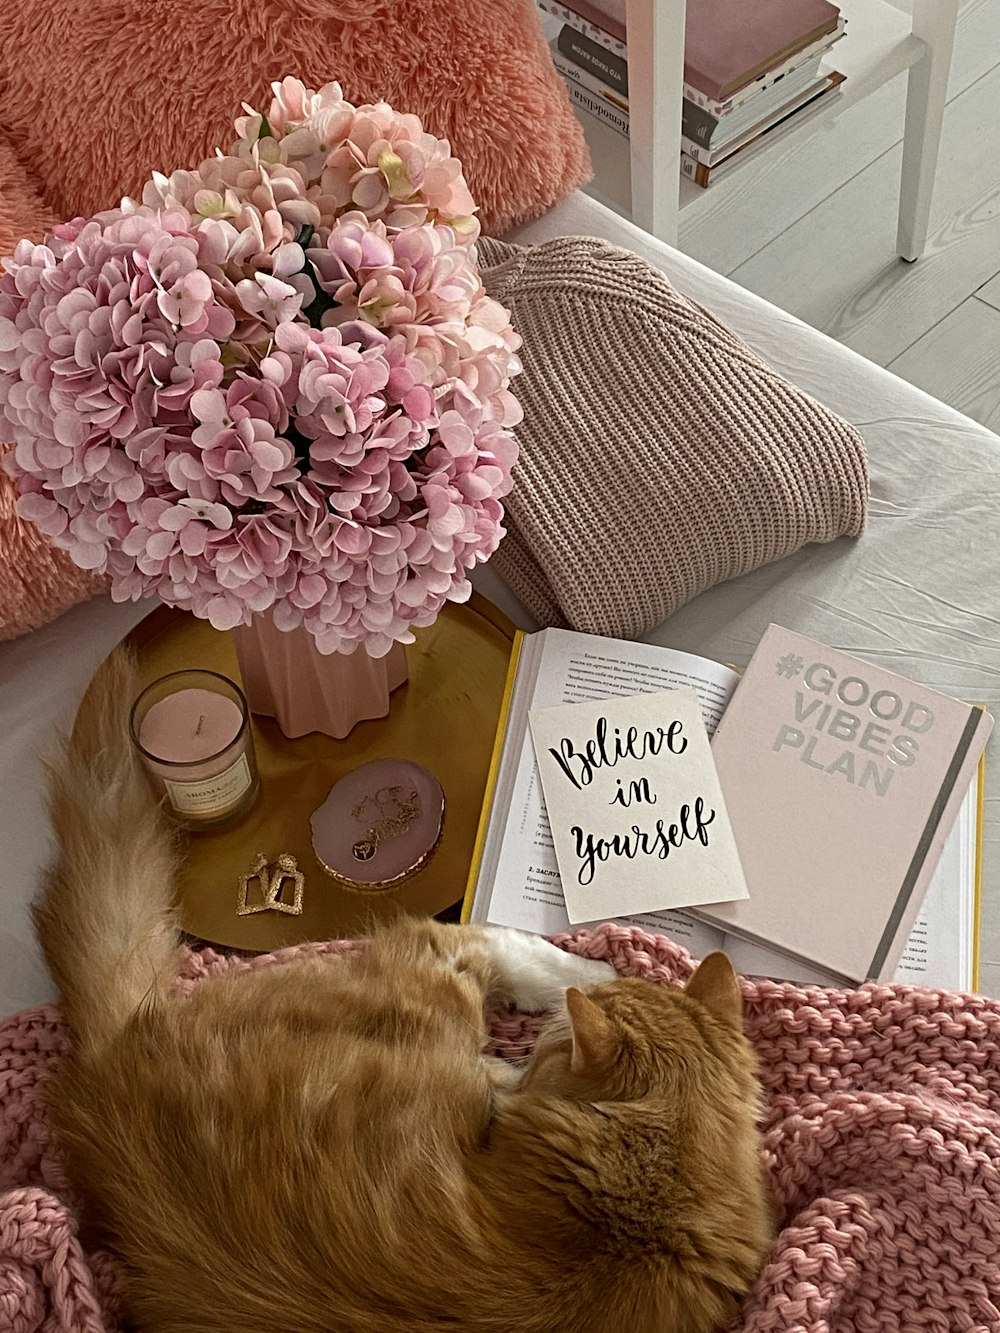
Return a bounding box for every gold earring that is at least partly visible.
[236,852,305,916]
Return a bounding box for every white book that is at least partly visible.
[551,43,630,113]
[563,80,630,139]
[682,71,843,166]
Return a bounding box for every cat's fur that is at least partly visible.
[34,651,774,1333]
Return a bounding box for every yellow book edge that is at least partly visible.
[461,630,526,924]
[973,750,986,992]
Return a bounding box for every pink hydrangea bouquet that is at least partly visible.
[0,78,521,656]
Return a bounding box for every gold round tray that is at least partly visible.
[109,593,515,952]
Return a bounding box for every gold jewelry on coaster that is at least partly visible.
[316,812,445,894]
[350,785,421,862]
[310,758,446,895]
[236,852,305,916]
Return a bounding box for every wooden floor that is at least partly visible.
[670,0,1000,427]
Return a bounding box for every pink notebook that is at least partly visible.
[685,0,841,100]
[542,0,841,101]
[698,625,992,983]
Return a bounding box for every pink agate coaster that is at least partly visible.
[310,759,445,892]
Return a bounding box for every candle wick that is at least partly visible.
[195,715,205,736]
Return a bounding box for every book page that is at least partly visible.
[480,629,739,952]
[720,783,977,990]
[886,781,973,988]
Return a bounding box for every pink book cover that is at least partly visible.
[696,625,993,983]
[684,0,841,100]
[545,0,840,99]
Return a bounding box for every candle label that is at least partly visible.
[163,754,254,818]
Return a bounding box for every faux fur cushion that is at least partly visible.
[478,235,870,639]
[0,142,57,260]
[0,141,106,641]
[0,0,590,237]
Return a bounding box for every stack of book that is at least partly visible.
[538,0,847,188]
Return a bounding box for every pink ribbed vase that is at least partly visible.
[231,615,408,741]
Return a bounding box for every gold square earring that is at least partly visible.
[236,852,305,916]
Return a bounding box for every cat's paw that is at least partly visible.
[485,929,616,1011]
[560,952,618,991]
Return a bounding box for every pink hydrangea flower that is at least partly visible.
[0,81,520,655]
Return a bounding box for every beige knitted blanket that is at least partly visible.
[478,236,868,639]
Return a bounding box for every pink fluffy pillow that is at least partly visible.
[0,0,590,237]
[0,142,106,641]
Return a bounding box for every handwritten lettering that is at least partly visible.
[609,777,657,807]
[548,716,687,791]
[570,797,715,885]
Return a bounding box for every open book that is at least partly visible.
[463,628,983,991]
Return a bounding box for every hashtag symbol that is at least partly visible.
[775,653,804,678]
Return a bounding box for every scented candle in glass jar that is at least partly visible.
[129,670,260,828]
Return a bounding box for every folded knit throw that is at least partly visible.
[478,236,869,639]
[2,925,998,1332]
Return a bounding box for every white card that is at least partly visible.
[528,688,749,925]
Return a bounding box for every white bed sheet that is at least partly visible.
[2,191,999,1015]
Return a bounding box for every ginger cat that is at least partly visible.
[34,652,774,1333]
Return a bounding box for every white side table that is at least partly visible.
[598,0,959,261]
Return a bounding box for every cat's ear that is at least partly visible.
[686,952,742,1028]
[565,988,617,1076]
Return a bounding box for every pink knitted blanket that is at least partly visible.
[3,925,999,1332]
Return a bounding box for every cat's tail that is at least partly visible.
[33,648,181,1058]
